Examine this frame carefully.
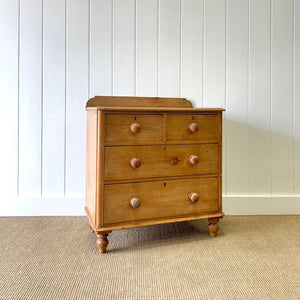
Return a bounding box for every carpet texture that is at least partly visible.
[0,216,299,299]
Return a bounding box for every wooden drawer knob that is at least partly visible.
[188,122,199,133]
[130,123,141,133]
[130,197,141,208]
[189,192,199,203]
[189,155,199,165]
[130,157,141,168]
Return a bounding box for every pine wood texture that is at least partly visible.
[85,96,224,253]
[105,114,163,145]
[96,231,111,254]
[104,177,218,224]
[96,111,105,228]
[87,106,225,112]
[208,217,221,237]
[104,144,218,181]
[86,96,193,108]
[85,111,97,227]
[167,114,218,141]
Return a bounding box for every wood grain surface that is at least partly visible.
[167,114,218,141]
[86,96,193,108]
[104,144,219,181]
[105,114,163,145]
[104,177,219,224]
[85,111,97,226]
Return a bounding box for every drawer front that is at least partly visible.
[105,144,218,181]
[104,177,219,224]
[167,114,218,142]
[105,114,163,145]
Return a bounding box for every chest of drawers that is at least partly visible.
[85,96,224,253]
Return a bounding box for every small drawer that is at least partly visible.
[104,144,218,181]
[167,114,218,142]
[105,114,163,145]
[103,177,219,224]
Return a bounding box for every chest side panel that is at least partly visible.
[86,110,98,226]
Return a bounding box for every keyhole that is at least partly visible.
[164,147,166,151]
[192,116,194,120]
[164,183,166,187]
[134,116,137,120]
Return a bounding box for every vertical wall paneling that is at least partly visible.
[113,0,135,96]
[2,0,300,216]
[158,0,181,97]
[19,0,43,196]
[0,0,19,196]
[248,0,271,195]
[90,0,112,96]
[42,0,65,196]
[203,0,226,108]
[181,0,203,105]
[203,0,226,194]
[65,0,88,196]
[136,0,158,96]
[226,0,249,195]
[294,0,300,195]
[271,0,294,195]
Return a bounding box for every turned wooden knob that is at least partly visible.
[188,122,199,133]
[189,192,199,203]
[189,155,199,165]
[130,197,141,208]
[130,122,141,133]
[130,157,141,168]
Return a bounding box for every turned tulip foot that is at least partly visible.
[208,217,220,237]
[96,231,112,253]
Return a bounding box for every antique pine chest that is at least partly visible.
[85,96,224,253]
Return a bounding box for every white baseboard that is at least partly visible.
[1,197,86,216]
[1,196,299,216]
[223,196,300,215]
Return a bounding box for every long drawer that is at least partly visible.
[103,177,219,224]
[104,144,218,181]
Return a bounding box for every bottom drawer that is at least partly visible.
[104,177,219,224]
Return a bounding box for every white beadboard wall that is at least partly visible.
[0,0,299,216]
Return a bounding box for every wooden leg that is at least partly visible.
[96,231,112,253]
[208,217,220,237]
